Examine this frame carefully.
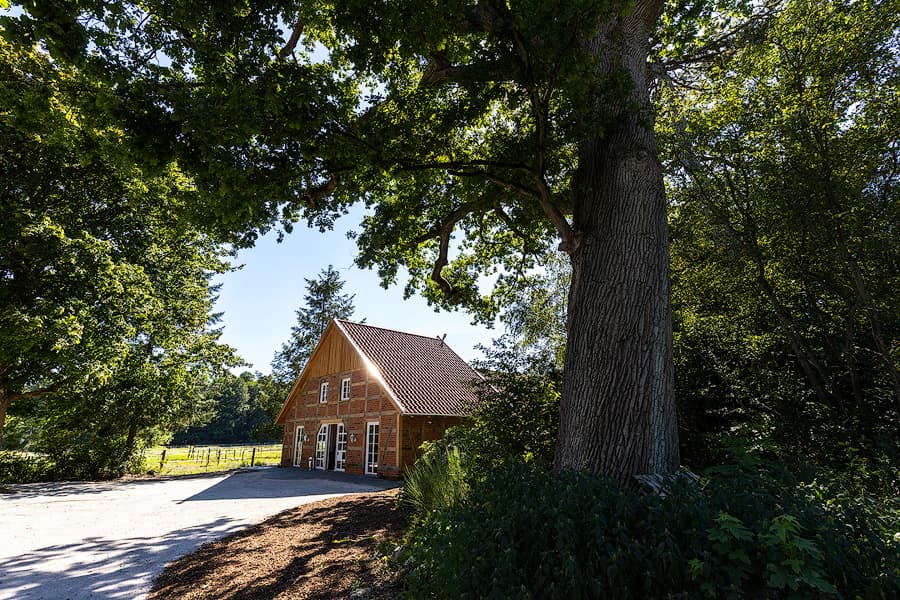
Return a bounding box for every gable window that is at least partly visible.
[340,377,351,401]
[319,381,329,403]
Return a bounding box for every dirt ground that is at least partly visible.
[148,489,406,600]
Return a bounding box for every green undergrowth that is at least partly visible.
[0,451,55,484]
[401,459,899,598]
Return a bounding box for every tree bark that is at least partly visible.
[125,418,139,459]
[0,384,9,450]
[554,2,680,480]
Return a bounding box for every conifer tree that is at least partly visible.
[271,266,356,384]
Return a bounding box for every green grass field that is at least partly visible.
[141,443,282,476]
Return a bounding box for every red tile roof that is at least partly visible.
[335,319,483,416]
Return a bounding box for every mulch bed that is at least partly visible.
[149,489,406,599]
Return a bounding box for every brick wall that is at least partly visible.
[281,366,401,477]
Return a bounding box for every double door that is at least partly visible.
[314,423,347,471]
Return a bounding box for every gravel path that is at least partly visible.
[0,467,398,599]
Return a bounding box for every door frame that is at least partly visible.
[334,423,347,472]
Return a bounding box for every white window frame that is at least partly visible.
[340,377,351,401]
[315,424,329,469]
[319,381,329,403]
[292,425,304,467]
[334,423,347,471]
[365,421,379,476]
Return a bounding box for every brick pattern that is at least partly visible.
[281,366,401,477]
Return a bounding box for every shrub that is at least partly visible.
[0,451,55,484]
[399,442,469,518]
[440,364,560,482]
[398,356,559,519]
[39,428,139,481]
[404,462,900,599]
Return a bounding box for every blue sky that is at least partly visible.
[213,206,498,373]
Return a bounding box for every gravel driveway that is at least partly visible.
[0,467,398,599]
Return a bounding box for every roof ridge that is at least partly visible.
[335,318,453,342]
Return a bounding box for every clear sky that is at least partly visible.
[213,205,498,373]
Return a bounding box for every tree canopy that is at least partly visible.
[3,0,813,478]
[659,0,900,463]
[0,33,237,467]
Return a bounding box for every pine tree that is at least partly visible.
[271,266,356,384]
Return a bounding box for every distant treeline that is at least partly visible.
[172,372,287,445]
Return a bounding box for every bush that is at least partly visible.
[398,357,558,519]
[0,451,55,484]
[399,442,469,518]
[404,462,900,599]
[38,428,140,481]
[442,365,560,481]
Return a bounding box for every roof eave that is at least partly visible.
[274,321,339,424]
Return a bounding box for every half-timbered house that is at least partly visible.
[275,319,481,478]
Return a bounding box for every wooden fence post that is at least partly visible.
[251,447,256,467]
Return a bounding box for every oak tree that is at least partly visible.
[1,0,758,478]
[0,34,235,458]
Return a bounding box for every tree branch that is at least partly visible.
[419,56,523,87]
[431,219,456,295]
[7,377,76,403]
[398,159,531,173]
[278,19,305,60]
[300,173,338,209]
[409,202,484,294]
[445,169,534,198]
[655,2,778,75]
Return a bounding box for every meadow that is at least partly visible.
[141,443,282,476]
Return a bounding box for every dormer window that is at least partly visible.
[341,377,351,400]
[319,381,329,403]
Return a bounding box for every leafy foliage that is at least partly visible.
[398,443,469,518]
[495,250,570,371]
[656,0,900,468]
[0,451,54,484]
[405,460,900,599]
[173,371,283,445]
[458,350,561,477]
[399,345,559,518]
[0,33,237,471]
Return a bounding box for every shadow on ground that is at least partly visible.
[1,467,397,503]
[179,468,399,502]
[0,478,178,500]
[0,518,243,600]
[149,492,405,600]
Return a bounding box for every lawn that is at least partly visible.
[141,443,282,476]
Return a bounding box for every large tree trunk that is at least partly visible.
[554,2,680,480]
